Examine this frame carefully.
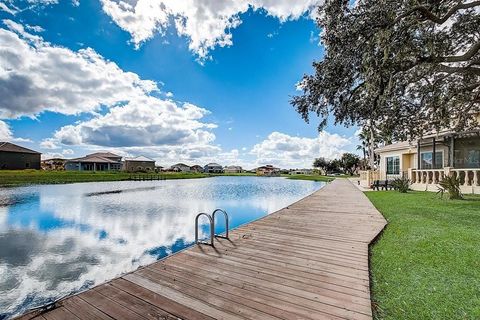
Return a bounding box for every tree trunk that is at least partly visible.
[369,122,375,169]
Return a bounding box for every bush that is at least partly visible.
[392,176,411,193]
[438,175,463,200]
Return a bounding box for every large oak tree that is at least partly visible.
[293,0,480,166]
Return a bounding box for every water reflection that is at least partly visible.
[0,176,323,318]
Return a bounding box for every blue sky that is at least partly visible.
[0,0,359,168]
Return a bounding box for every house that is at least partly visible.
[204,163,223,173]
[41,158,66,170]
[256,165,280,177]
[190,165,204,173]
[368,129,480,194]
[65,152,123,171]
[170,163,191,172]
[224,165,243,173]
[0,142,41,170]
[290,169,313,175]
[124,156,155,172]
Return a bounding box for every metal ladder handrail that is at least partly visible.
[195,212,214,246]
[212,209,229,239]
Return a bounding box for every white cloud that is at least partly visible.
[40,138,59,149]
[100,0,323,59]
[53,97,216,148]
[62,148,74,155]
[251,131,352,168]
[0,2,18,15]
[0,21,158,118]
[0,120,13,140]
[0,120,31,142]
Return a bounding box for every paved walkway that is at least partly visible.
[18,179,387,320]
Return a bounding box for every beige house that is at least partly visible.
[65,152,122,171]
[363,129,480,194]
[256,165,280,177]
[224,166,243,173]
[124,156,155,172]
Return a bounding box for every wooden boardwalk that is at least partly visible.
[18,179,387,320]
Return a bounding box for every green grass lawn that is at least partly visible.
[0,170,209,187]
[366,191,480,320]
[285,174,336,182]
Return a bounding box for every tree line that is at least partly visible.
[313,153,361,175]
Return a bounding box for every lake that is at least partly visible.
[0,176,324,319]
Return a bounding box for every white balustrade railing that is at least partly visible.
[359,170,380,187]
[410,168,480,187]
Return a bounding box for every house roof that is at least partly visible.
[257,165,280,170]
[205,163,222,167]
[125,156,155,162]
[0,142,41,154]
[225,166,242,169]
[87,152,121,158]
[375,141,416,153]
[172,163,190,167]
[68,155,120,164]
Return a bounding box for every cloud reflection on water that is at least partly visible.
[0,176,323,318]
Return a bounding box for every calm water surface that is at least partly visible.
[0,176,323,318]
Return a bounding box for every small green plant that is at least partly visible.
[392,176,411,193]
[438,175,463,200]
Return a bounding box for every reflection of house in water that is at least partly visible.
[65,152,122,171]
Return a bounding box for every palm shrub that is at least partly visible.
[438,175,463,200]
[392,176,411,193]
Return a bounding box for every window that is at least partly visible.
[421,152,443,169]
[386,156,400,175]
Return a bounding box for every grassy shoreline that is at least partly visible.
[285,174,335,182]
[366,191,480,320]
[0,170,340,187]
[0,170,209,187]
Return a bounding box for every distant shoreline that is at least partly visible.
[0,171,337,188]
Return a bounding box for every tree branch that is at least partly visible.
[396,1,480,24]
[437,65,480,75]
[433,40,480,63]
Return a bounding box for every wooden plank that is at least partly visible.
[123,273,246,320]
[42,308,80,320]
[93,284,179,320]
[151,255,372,319]
[14,179,387,320]
[111,278,214,320]
[77,289,147,320]
[62,296,114,320]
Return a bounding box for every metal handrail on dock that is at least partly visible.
[195,213,215,246]
[194,209,230,246]
[212,209,229,239]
